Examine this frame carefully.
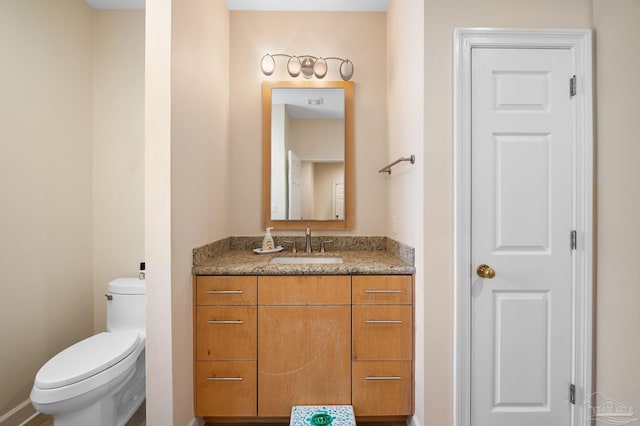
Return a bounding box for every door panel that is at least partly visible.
[471,48,573,426]
[288,149,302,219]
[493,291,550,409]
[333,181,344,219]
[494,133,551,251]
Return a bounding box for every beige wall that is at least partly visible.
[0,0,94,418]
[593,0,640,416]
[386,2,425,425]
[0,3,145,422]
[171,0,231,423]
[228,11,388,236]
[92,10,145,333]
[289,119,344,158]
[313,162,343,220]
[144,0,231,424]
[290,119,344,220]
[144,0,174,422]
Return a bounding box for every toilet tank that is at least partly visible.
[106,278,146,334]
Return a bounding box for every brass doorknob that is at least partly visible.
[476,264,495,279]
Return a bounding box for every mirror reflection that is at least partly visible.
[262,81,354,231]
[270,87,345,221]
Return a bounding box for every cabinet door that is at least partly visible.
[352,361,412,416]
[195,361,257,416]
[258,305,351,417]
[196,306,257,361]
[352,305,412,361]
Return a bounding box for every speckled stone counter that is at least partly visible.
[192,236,415,276]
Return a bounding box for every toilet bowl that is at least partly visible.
[30,278,146,426]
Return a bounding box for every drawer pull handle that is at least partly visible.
[207,320,244,325]
[365,319,403,324]
[205,377,244,381]
[206,290,243,294]
[365,289,402,294]
[365,376,402,381]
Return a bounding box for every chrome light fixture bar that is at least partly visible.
[260,53,354,81]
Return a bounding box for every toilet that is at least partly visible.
[30,278,146,426]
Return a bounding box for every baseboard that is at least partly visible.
[187,417,205,426]
[0,399,37,426]
[407,414,422,426]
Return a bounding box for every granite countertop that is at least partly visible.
[192,236,416,276]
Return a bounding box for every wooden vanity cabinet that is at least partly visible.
[351,275,414,416]
[194,276,257,417]
[193,274,414,420]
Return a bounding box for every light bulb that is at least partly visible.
[340,59,354,81]
[313,58,327,79]
[260,54,275,76]
[287,56,301,77]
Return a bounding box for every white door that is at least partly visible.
[288,150,302,220]
[471,48,574,425]
[333,181,344,220]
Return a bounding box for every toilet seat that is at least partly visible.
[35,331,140,390]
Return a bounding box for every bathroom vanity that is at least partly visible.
[192,237,415,422]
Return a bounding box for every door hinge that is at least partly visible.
[571,230,577,250]
[570,75,577,97]
[570,383,576,404]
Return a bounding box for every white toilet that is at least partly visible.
[30,278,146,426]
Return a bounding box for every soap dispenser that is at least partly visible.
[262,227,275,251]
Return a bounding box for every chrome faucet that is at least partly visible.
[305,224,312,253]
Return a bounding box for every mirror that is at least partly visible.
[262,81,354,230]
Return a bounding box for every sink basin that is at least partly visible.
[269,256,344,265]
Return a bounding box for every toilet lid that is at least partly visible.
[35,331,140,389]
[108,277,145,295]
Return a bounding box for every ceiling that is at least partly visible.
[85,0,390,11]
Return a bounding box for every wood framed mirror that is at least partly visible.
[262,81,354,230]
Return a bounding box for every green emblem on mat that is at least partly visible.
[309,412,334,426]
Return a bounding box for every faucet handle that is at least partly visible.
[320,240,334,253]
[283,240,297,253]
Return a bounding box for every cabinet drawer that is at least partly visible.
[196,306,257,361]
[352,305,412,361]
[195,361,257,417]
[258,275,351,305]
[352,361,412,416]
[352,275,412,305]
[197,276,257,305]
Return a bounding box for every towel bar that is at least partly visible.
[378,154,415,174]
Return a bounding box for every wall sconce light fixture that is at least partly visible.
[261,54,354,81]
